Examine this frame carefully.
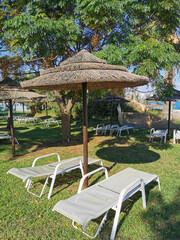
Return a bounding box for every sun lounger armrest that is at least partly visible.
[32,153,61,167]
[119,178,146,205]
[78,167,108,193]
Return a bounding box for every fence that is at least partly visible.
[122,112,180,129]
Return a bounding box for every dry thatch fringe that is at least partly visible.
[0,77,20,89]
[0,89,47,100]
[21,50,149,90]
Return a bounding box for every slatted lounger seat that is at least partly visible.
[53,167,161,240]
[7,153,103,199]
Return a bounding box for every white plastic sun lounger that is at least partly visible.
[0,133,19,144]
[109,125,135,137]
[94,124,111,135]
[7,153,103,199]
[53,167,161,240]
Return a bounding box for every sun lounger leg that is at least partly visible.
[72,210,109,239]
[26,178,32,188]
[110,201,123,240]
[141,183,146,209]
[156,176,161,191]
[14,137,19,145]
[39,177,50,197]
[27,176,50,197]
[48,174,57,199]
[117,130,121,137]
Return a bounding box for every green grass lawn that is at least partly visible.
[0,117,180,240]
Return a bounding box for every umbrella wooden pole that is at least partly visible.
[82,82,88,188]
[9,99,15,157]
[23,103,25,117]
[46,102,48,119]
[168,101,171,140]
[7,103,11,130]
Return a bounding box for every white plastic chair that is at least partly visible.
[7,154,103,199]
[173,129,180,144]
[116,125,135,137]
[93,123,105,135]
[109,124,119,136]
[94,124,111,135]
[149,128,168,143]
[53,167,161,240]
[102,124,111,135]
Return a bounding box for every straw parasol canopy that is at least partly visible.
[0,77,46,157]
[0,77,20,89]
[21,50,149,186]
[0,89,47,101]
[146,88,180,140]
[21,50,148,90]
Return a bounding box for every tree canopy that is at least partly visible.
[1,0,179,78]
[0,0,180,141]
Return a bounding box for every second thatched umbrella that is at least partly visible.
[0,77,47,157]
[146,88,180,140]
[21,50,149,186]
[96,93,130,125]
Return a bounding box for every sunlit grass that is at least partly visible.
[0,116,179,239]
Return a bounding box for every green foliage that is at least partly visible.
[95,0,180,80]
[154,79,175,101]
[76,0,124,31]
[1,0,180,82]
[3,13,79,61]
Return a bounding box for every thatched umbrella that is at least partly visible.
[96,93,129,125]
[0,77,46,157]
[21,50,149,186]
[146,88,180,140]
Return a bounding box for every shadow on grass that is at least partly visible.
[142,187,180,239]
[1,119,172,161]
[96,143,160,164]
[100,185,179,239]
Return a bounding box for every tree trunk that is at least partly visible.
[7,102,11,130]
[29,105,36,116]
[162,102,169,120]
[55,90,79,143]
[61,112,71,142]
[9,99,15,157]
